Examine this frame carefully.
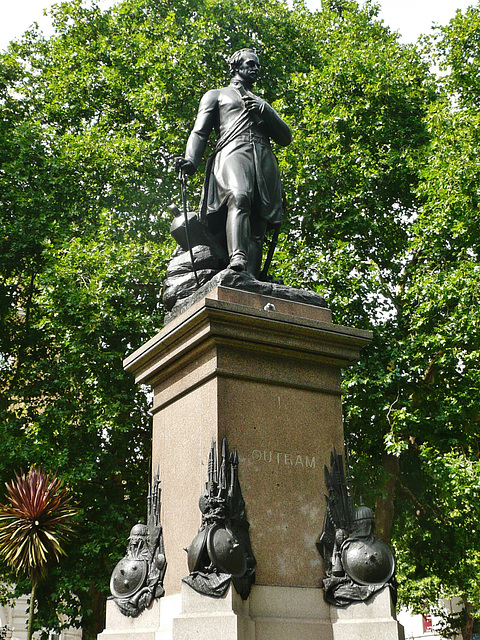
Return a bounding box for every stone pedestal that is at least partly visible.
[100,584,404,640]
[124,286,371,595]
[101,286,404,640]
[98,594,181,640]
[172,584,255,640]
[330,588,405,640]
[171,583,333,640]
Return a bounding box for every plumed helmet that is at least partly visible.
[353,505,375,523]
[129,522,148,539]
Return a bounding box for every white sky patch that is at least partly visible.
[1,0,475,51]
[305,0,474,43]
[0,0,116,51]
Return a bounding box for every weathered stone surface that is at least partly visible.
[171,583,334,640]
[107,290,406,639]
[165,268,327,323]
[124,288,373,594]
[330,587,405,640]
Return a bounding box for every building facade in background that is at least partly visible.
[0,595,81,640]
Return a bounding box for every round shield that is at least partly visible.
[207,525,247,577]
[187,527,209,573]
[341,538,395,586]
[110,557,148,598]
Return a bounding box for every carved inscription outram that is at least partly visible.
[251,450,316,468]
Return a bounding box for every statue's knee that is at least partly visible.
[229,192,251,213]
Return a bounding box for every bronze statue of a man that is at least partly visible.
[175,48,292,277]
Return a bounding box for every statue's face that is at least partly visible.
[237,53,260,84]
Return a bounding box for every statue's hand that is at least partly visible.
[174,157,195,176]
[242,95,264,115]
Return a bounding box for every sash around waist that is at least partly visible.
[217,132,271,149]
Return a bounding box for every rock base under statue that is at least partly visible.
[164,268,328,322]
[99,584,403,640]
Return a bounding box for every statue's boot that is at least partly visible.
[226,193,267,278]
[226,193,250,272]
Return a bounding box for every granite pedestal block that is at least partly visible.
[330,587,405,640]
[172,583,332,640]
[124,286,371,594]
[100,286,403,639]
[98,594,181,640]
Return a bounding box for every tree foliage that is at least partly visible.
[1,0,480,638]
[386,8,480,637]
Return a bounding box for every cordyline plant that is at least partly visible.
[0,468,77,640]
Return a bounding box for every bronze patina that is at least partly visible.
[175,48,291,277]
[318,450,396,607]
[164,49,295,312]
[109,472,167,617]
[183,438,256,599]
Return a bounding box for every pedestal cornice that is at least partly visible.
[124,287,372,390]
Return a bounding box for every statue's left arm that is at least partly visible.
[242,94,292,147]
[259,101,292,147]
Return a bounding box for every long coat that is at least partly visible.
[185,81,292,228]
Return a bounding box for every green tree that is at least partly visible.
[274,2,480,637]
[0,0,328,635]
[274,0,436,541]
[2,0,479,637]
[384,7,480,637]
[390,98,480,638]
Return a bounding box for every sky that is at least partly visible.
[0,0,476,52]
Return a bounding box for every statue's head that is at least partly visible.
[128,521,148,545]
[229,48,260,80]
[126,522,149,559]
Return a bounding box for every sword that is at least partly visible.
[259,226,280,281]
[178,168,200,288]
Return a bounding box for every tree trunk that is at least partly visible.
[374,451,399,543]
[82,582,106,640]
[26,580,37,640]
[461,598,473,640]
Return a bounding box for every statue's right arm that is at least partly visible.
[184,90,219,172]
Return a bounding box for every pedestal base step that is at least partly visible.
[99,584,403,640]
